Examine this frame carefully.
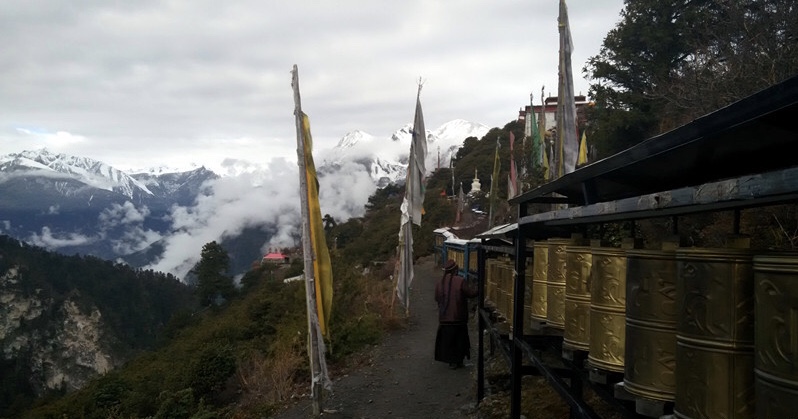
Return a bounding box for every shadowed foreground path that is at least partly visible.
[273,256,478,418]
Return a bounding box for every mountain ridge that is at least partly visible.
[0,118,490,279]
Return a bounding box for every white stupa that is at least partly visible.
[470,168,481,194]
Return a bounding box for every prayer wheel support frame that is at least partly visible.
[475,76,798,419]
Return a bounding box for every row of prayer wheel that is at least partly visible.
[485,256,536,335]
[445,247,466,273]
[484,239,798,419]
[444,246,478,275]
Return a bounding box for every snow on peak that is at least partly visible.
[389,119,489,148]
[390,124,414,143]
[434,119,490,142]
[127,163,202,176]
[324,119,490,188]
[0,149,154,197]
[336,130,375,149]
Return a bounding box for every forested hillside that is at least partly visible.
[0,235,197,417]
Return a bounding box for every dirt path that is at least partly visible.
[274,257,479,419]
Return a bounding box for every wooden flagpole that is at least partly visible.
[291,64,323,416]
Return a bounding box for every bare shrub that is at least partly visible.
[236,339,304,413]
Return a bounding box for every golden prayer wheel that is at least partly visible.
[546,239,570,328]
[674,248,755,419]
[488,258,502,311]
[564,245,593,350]
[485,258,497,308]
[468,248,478,273]
[531,241,549,322]
[753,253,798,418]
[494,258,506,318]
[500,259,513,324]
[523,259,535,335]
[624,249,678,401]
[755,374,798,419]
[446,247,465,271]
[588,247,627,372]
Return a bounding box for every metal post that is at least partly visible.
[477,243,486,402]
[510,228,526,419]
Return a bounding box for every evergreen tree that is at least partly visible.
[585,0,798,158]
[194,241,235,305]
[584,0,700,157]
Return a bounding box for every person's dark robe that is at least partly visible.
[434,269,477,365]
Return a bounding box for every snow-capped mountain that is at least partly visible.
[0,119,490,279]
[336,130,376,149]
[0,149,154,201]
[127,163,204,177]
[131,167,219,207]
[322,119,490,186]
[0,149,218,208]
[0,149,219,266]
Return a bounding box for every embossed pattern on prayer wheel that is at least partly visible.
[755,371,798,419]
[674,248,754,419]
[531,242,549,322]
[624,249,678,401]
[564,246,592,350]
[546,239,570,328]
[753,254,798,419]
[588,247,627,372]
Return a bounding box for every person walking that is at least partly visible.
[434,259,478,369]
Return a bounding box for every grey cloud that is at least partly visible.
[2,0,625,277]
[143,147,380,278]
[1,0,624,172]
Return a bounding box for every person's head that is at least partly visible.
[443,259,458,273]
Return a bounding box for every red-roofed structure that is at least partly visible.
[262,252,289,265]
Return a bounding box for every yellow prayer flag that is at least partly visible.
[578,131,588,166]
[301,113,333,338]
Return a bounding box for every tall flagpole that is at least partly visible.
[450,158,456,196]
[395,81,426,316]
[488,134,500,229]
[291,64,323,416]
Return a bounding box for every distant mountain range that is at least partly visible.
[0,119,489,279]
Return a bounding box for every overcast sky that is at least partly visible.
[0,0,625,174]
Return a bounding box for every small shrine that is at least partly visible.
[469,168,482,194]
